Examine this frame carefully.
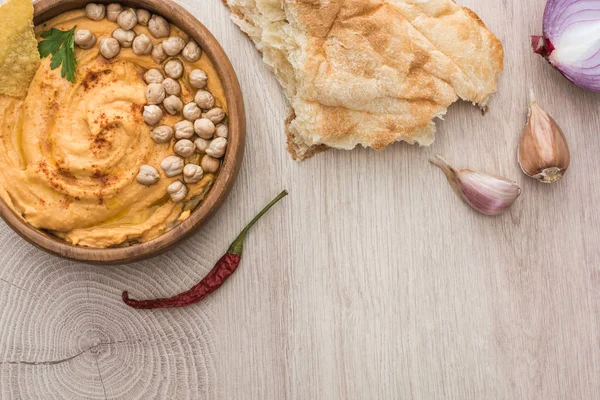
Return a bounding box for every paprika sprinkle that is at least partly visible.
[122,190,288,309]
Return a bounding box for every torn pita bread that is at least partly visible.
[225,0,504,160]
[0,0,40,98]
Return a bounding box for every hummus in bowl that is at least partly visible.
[0,0,245,263]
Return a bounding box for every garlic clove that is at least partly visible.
[430,155,521,216]
[518,89,570,183]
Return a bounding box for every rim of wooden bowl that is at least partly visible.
[0,0,246,265]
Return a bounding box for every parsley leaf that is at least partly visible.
[38,26,77,83]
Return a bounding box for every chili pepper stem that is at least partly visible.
[227,190,288,256]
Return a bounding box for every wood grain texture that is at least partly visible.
[2,0,600,398]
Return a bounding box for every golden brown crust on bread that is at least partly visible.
[285,110,329,160]
[225,0,504,160]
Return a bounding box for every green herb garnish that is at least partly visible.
[38,26,77,83]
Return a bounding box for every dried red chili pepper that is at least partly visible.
[122,190,288,309]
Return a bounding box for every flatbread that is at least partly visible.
[0,0,40,98]
[225,0,504,160]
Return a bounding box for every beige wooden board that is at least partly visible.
[1,0,600,398]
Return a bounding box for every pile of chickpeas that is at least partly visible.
[74,3,229,204]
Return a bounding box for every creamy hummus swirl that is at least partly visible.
[0,11,227,247]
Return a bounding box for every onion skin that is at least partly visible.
[533,0,600,92]
[532,35,554,58]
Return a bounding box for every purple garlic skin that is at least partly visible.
[518,90,570,183]
[430,155,521,216]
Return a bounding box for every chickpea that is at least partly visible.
[165,59,183,79]
[85,3,105,21]
[189,69,208,89]
[143,105,163,125]
[163,37,186,56]
[163,95,183,115]
[99,38,120,59]
[194,118,215,139]
[144,68,164,84]
[145,83,166,105]
[203,107,225,124]
[194,90,215,110]
[74,30,96,49]
[174,120,195,139]
[136,9,151,26]
[182,41,202,62]
[106,3,122,22]
[215,123,228,138]
[205,137,228,158]
[132,33,153,55]
[150,125,173,144]
[182,102,201,121]
[167,180,187,203]
[136,165,160,186]
[112,28,135,48]
[117,8,138,30]
[183,164,204,184]
[161,156,184,177]
[162,78,181,96]
[200,155,220,174]
[151,43,167,64]
[148,15,170,38]
[174,139,196,157]
[194,137,210,153]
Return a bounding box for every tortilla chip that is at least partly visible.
[0,0,40,98]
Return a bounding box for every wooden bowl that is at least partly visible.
[0,0,245,264]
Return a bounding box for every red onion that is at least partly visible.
[532,0,600,91]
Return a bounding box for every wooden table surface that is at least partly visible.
[2,0,600,398]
